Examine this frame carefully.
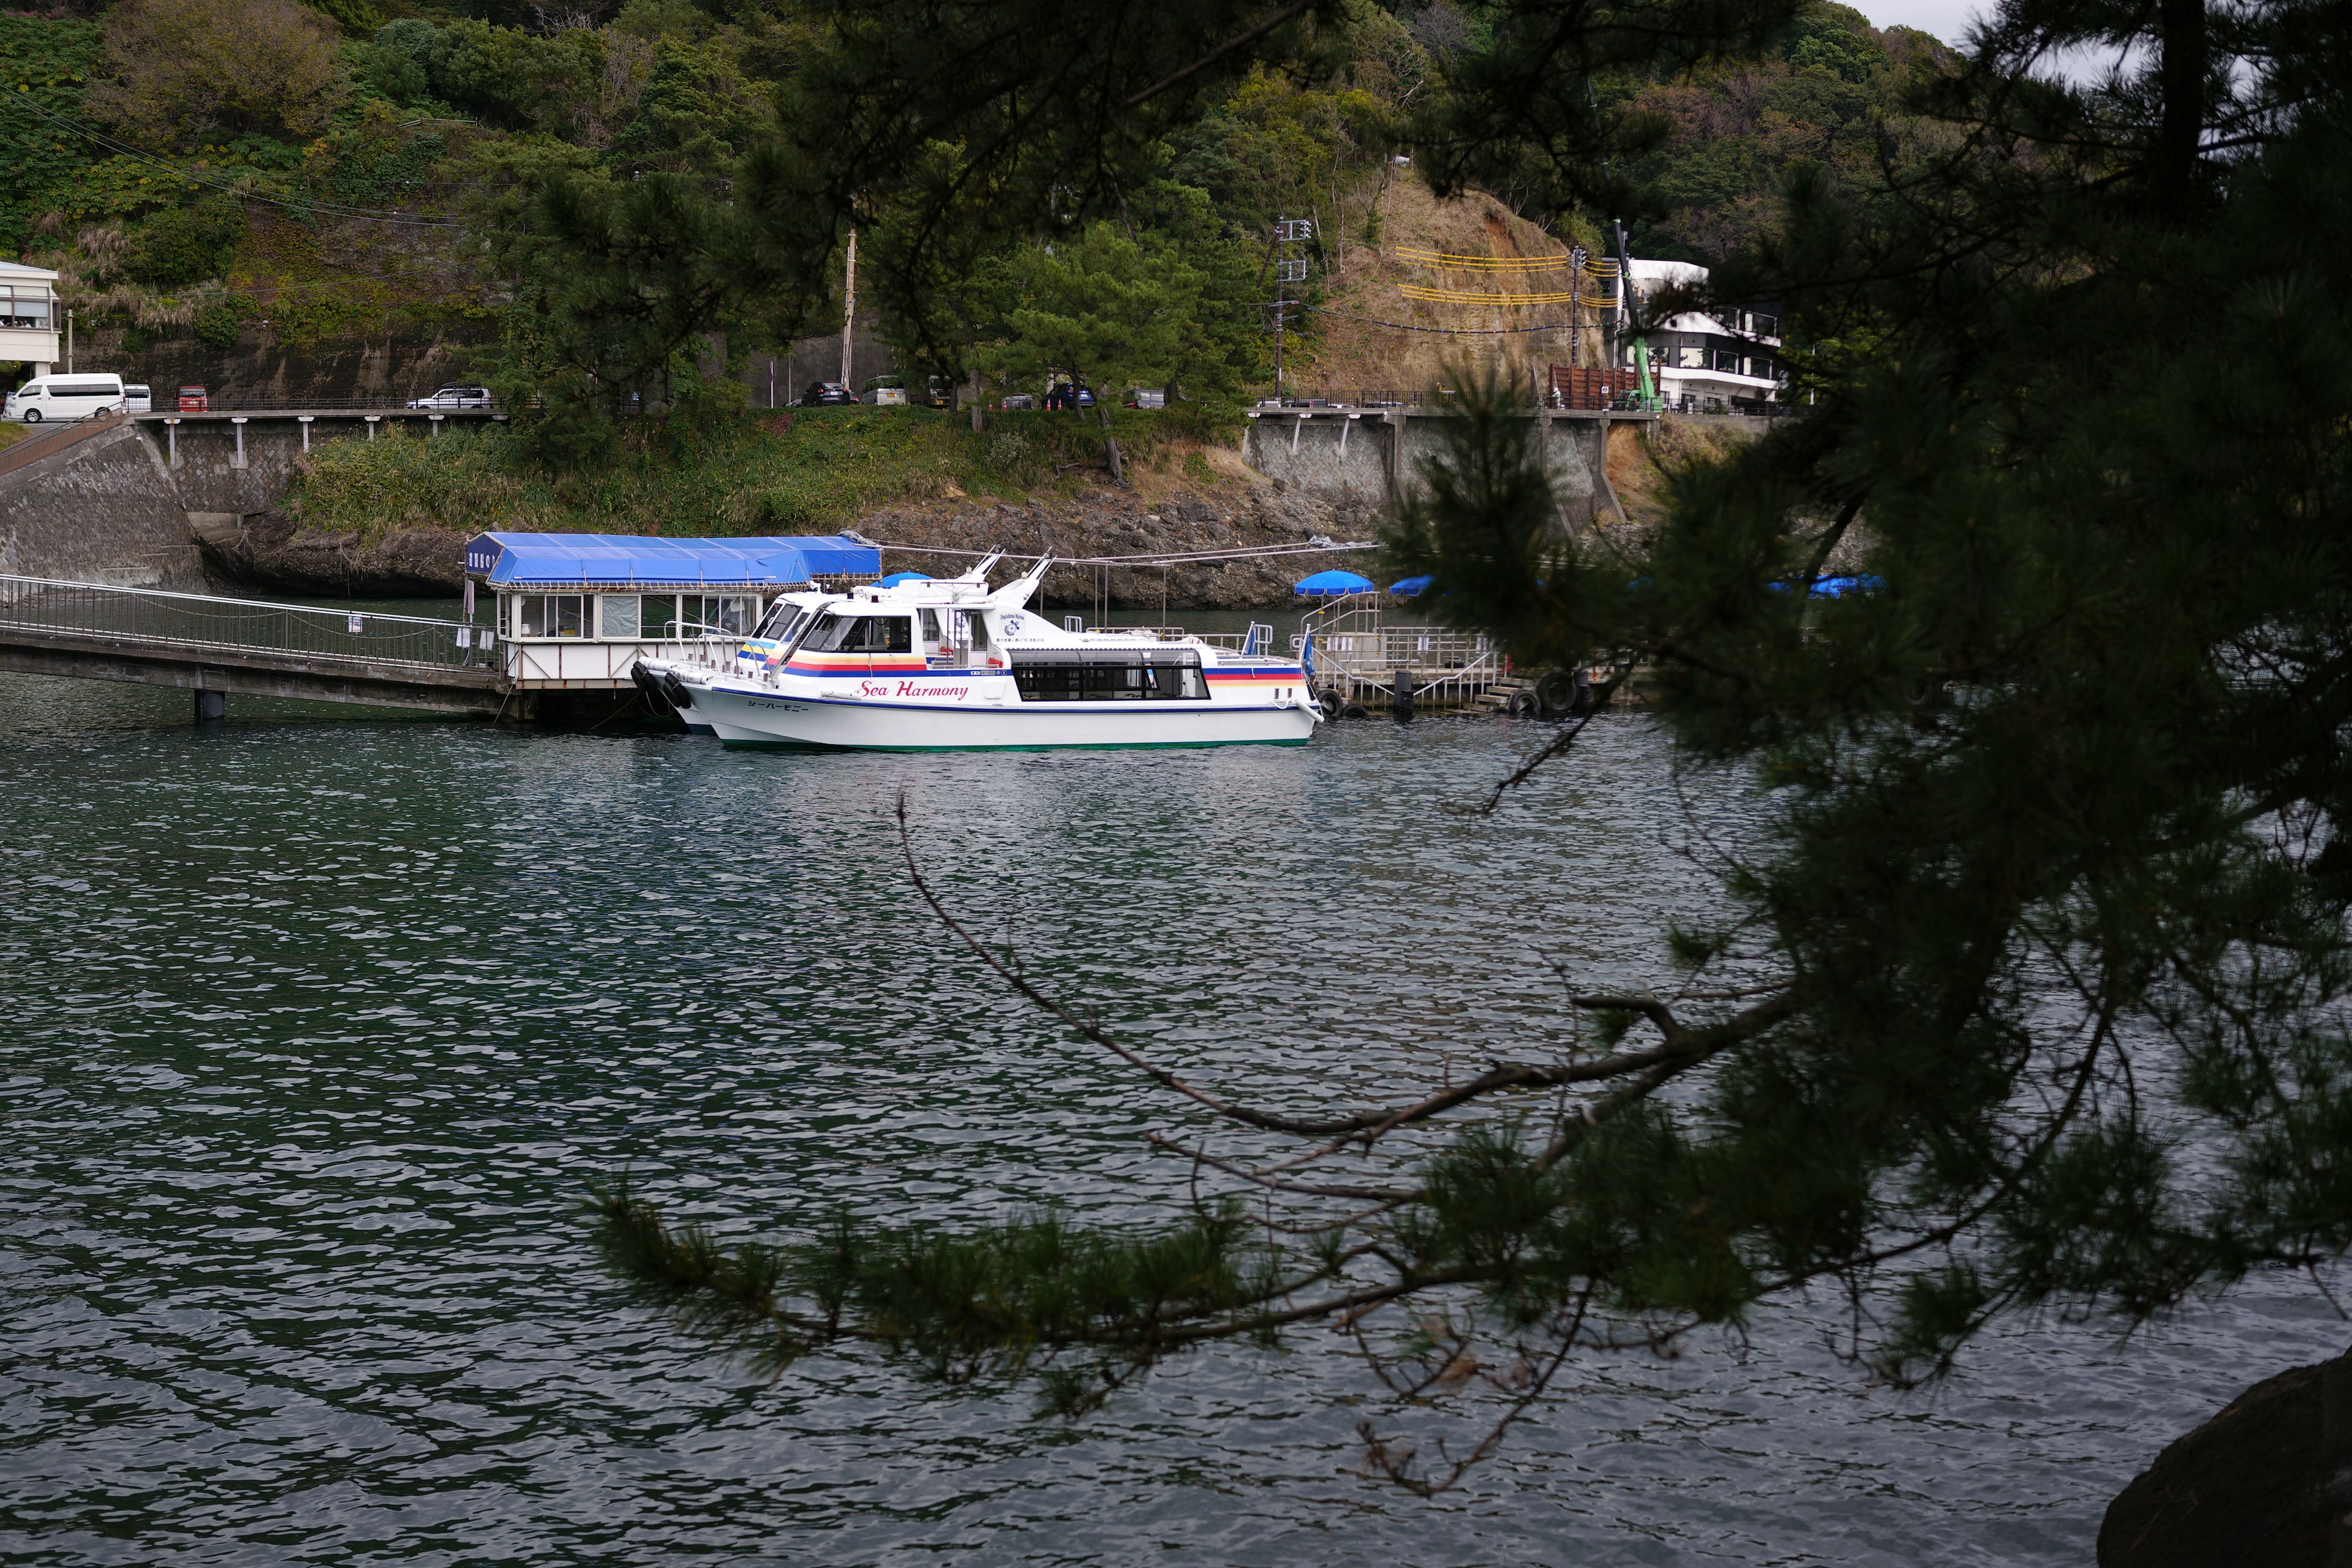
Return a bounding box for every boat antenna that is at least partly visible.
[986,554,1052,607]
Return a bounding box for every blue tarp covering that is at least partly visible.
[1388,575,1434,597]
[463,532,880,589]
[1295,569,1376,596]
[877,571,933,587]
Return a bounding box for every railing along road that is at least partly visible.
[0,574,492,673]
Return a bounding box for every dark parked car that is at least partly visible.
[1043,382,1095,411]
[796,381,860,407]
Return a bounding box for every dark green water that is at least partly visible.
[0,668,2339,1566]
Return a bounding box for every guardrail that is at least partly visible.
[0,573,492,671]
[194,399,500,413]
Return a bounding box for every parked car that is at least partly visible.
[796,381,859,407]
[177,385,209,412]
[1125,388,1166,409]
[1043,382,1095,411]
[916,375,957,410]
[406,385,493,410]
[122,383,153,413]
[4,372,126,423]
[861,377,909,406]
[998,393,1036,410]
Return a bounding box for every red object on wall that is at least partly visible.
[1546,366,1638,409]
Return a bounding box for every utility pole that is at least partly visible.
[839,226,857,390]
[1268,217,1312,401]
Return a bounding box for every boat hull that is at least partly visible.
[688,684,1316,750]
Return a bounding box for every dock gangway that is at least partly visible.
[1297,596,1504,711]
[0,573,507,717]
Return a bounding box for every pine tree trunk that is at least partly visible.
[1097,402,1125,486]
[2155,0,2207,211]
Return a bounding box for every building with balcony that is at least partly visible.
[1618,258,1783,410]
[0,262,61,375]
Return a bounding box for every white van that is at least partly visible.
[5,373,126,423]
[123,383,152,413]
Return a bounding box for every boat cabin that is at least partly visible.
[464,532,879,690]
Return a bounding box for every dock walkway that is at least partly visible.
[0,573,505,717]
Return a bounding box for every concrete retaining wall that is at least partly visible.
[1242,410,1626,524]
[0,412,491,592]
[0,423,208,589]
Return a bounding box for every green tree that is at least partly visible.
[86,0,349,149]
[592,0,2352,1488]
[968,206,1265,478]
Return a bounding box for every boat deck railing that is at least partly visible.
[0,573,492,672]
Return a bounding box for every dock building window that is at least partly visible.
[637,594,755,637]
[514,594,586,637]
[1012,652,1208,701]
[686,595,752,635]
[598,595,641,639]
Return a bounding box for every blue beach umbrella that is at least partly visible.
[1387,575,1434,597]
[1295,569,1376,596]
[878,571,933,587]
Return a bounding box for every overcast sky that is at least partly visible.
[1855,0,1988,44]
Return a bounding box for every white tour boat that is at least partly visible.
[631,555,1321,750]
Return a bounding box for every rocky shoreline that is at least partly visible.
[209,481,1389,609]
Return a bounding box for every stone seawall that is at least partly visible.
[0,423,207,589]
[0,413,489,597]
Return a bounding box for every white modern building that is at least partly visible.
[1619,258,1783,410]
[0,261,61,375]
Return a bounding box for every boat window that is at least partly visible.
[800,612,854,652]
[835,614,913,653]
[1012,653,1208,701]
[966,612,989,649]
[753,600,794,638]
[919,609,942,644]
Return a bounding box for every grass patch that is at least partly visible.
[292,405,1237,539]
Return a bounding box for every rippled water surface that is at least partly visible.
[1,669,2339,1566]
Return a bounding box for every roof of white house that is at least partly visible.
[0,260,59,286]
[1629,258,1708,291]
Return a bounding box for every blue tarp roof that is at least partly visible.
[464,532,880,589]
[1388,575,1434,597]
[1295,569,1376,596]
[877,571,933,587]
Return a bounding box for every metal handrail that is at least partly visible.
[0,573,491,671]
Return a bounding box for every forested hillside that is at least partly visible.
[0,0,1943,409]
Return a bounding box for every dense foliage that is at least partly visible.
[0,0,1936,438]
[585,0,2352,1488]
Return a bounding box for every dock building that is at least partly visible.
[465,532,879,692]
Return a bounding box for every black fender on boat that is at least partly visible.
[659,671,695,710]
